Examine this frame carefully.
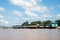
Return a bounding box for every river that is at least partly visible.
[0,29,60,40]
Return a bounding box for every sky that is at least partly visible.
[0,0,60,26]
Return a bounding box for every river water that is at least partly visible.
[0,29,60,40]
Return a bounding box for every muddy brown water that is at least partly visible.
[0,29,60,40]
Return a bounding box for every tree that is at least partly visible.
[2,26,6,29]
[21,21,29,26]
[43,20,52,28]
[55,20,60,26]
[31,21,41,25]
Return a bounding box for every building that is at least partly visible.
[49,22,58,27]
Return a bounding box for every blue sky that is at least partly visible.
[0,0,60,26]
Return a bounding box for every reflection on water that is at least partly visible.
[0,29,60,40]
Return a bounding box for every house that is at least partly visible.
[49,22,58,27]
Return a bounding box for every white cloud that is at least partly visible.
[39,12,56,21]
[7,17,11,19]
[9,0,32,8]
[0,15,4,19]
[9,0,54,22]
[0,7,5,12]
[30,5,48,13]
[51,6,54,10]
[57,14,60,17]
[9,0,49,21]
[5,21,9,25]
[14,18,20,21]
[0,15,9,26]
[54,14,60,19]
[25,10,38,17]
[41,14,52,18]
[9,0,48,13]
[0,19,3,23]
[22,17,30,21]
[13,10,22,16]
[0,19,9,26]
[40,17,48,21]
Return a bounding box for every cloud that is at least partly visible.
[53,14,60,19]
[25,10,38,17]
[4,21,9,25]
[57,14,60,17]
[0,15,4,19]
[14,18,20,21]
[51,6,54,10]
[41,14,52,18]
[9,0,57,23]
[0,19,9,26]
[13,10,22,16]
[0,7,5,12]
[9,0,48,13]
[9,0,37,6]
[22,17,30,21]
[9,0,50,21]
[0,15,9,26]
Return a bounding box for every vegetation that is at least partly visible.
[21,21,29,26]
[12,19,60,29]
[31,21,41,25]
[2,26,7,29]
[1,20,60,29]
[55,20,60,26]
[42,20,52,28]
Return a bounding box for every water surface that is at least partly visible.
[0,29,60,40]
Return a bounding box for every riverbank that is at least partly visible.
[56,26,60,29]
[1,26,60,29]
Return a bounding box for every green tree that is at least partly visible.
[21,21,29,26]
[2,26,6,29]
[43,20,52,28]
[55,20,60,26]
[31,21,41,25]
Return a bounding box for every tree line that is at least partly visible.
[21,19,60,26]
[12,19,60,29]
